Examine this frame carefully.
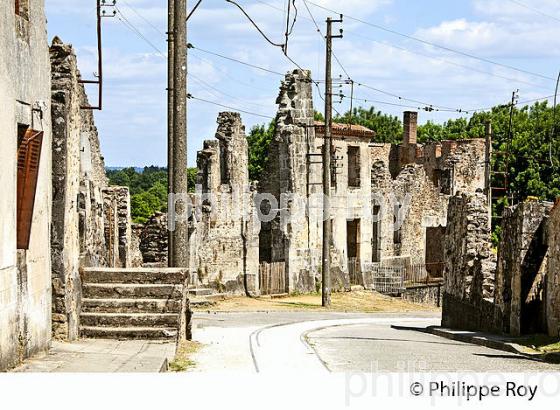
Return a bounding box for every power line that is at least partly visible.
[300,0,473,114]
[343,31,551,90]
[115,7,276,115]
[189,44,285,76]
[115,6,166,59]
[225,0,286,50]
[507,0,560,24]
[304,0,556,82]
[118,0,166,36]
[188,94,275,119]
[259,0,552,90]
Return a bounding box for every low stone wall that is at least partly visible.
[402,283,443,307]
[442,292,502,333]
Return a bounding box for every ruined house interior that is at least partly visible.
[1,0,559,372]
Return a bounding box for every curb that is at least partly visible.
[424,326,560,364]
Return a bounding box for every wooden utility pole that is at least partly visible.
[167,0,175,266]
[484,120,492,230]
[171,0,189,268]
[322,16,343,307]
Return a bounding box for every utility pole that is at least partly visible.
[484,120,492,230]
[505,90,518,205]
[322,16,343,307]
[167,0,175,267]
[171,0,189,268]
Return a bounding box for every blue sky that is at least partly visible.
[45,0,560,167]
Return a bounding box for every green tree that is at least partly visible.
[247,121,276,181]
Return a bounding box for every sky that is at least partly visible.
[45,0,560,167]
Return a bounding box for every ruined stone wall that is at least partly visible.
[0,0,53,370]
[50,38,137,340]
[547,201,560,337]
[259,70,318,293]
[102,186,133,268]
[495,200,551,336]
[441,193,498,332]
[50,38,112,340]
[193,112,260,294]
[139,212,168,266]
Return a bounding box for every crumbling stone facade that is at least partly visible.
[441,193,499,332]
[257,70,488,294]
[50,38,138,340]
[547,201,560,337]
[259,70,319,293]
[442,195,560,337]
[191,112,260,294]
[138,212,169,266]
[495,200,552,336]
[0,0,53,370]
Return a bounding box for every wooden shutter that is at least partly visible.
[17,129,44,249]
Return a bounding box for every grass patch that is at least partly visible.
[168,340,202,372]
[517,334,560,354]
[193,290,439,313]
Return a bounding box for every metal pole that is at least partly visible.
[167,0,175,266]
[172,0,189,268]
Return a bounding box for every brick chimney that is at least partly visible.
[403,111,418,146]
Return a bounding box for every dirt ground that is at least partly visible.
[193,291,440,313]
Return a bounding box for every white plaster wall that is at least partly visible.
[0,0,52,370]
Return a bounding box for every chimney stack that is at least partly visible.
[403,111,418,146]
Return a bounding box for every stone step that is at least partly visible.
[81,267,187,285]
[80,312,179,328]
[80,326,178,340]
[82,283,183,299]
[82,298,182,314]
[186,288,215,297]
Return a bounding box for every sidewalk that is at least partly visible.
[12,339,176,373]
[425,326,560,364]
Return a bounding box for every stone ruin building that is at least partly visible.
[1,0,53,371]
[191,112,260,295]
[135,69,489,300]
[1,1,188,371]
[442,195,560,338]
[257,69,488,295]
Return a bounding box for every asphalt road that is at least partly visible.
[191,311,560,372]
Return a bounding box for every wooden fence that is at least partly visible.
[259,262,287,295]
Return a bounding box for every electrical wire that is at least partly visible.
[225,0,287,50]
[189,44,285,76]
[115,7,276,115]
[303,0,556,82]
[118,0,166,36]
[188,94,275,119]
[507,0,560,24]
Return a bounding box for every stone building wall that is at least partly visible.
[192,112,260,294]
[50,38,137,340]
[547,201,560,337]
[0,0,53,370]
[255,72,489,294]
[441,193,498,332]
[258,70,319,293]
[102,186,133,268]
[495,200,551,336]
[138,212,169,266]
[441,195,559,337]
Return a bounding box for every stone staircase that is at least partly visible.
[80,267,188,340]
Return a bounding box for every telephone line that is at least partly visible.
[304,0,556,82]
